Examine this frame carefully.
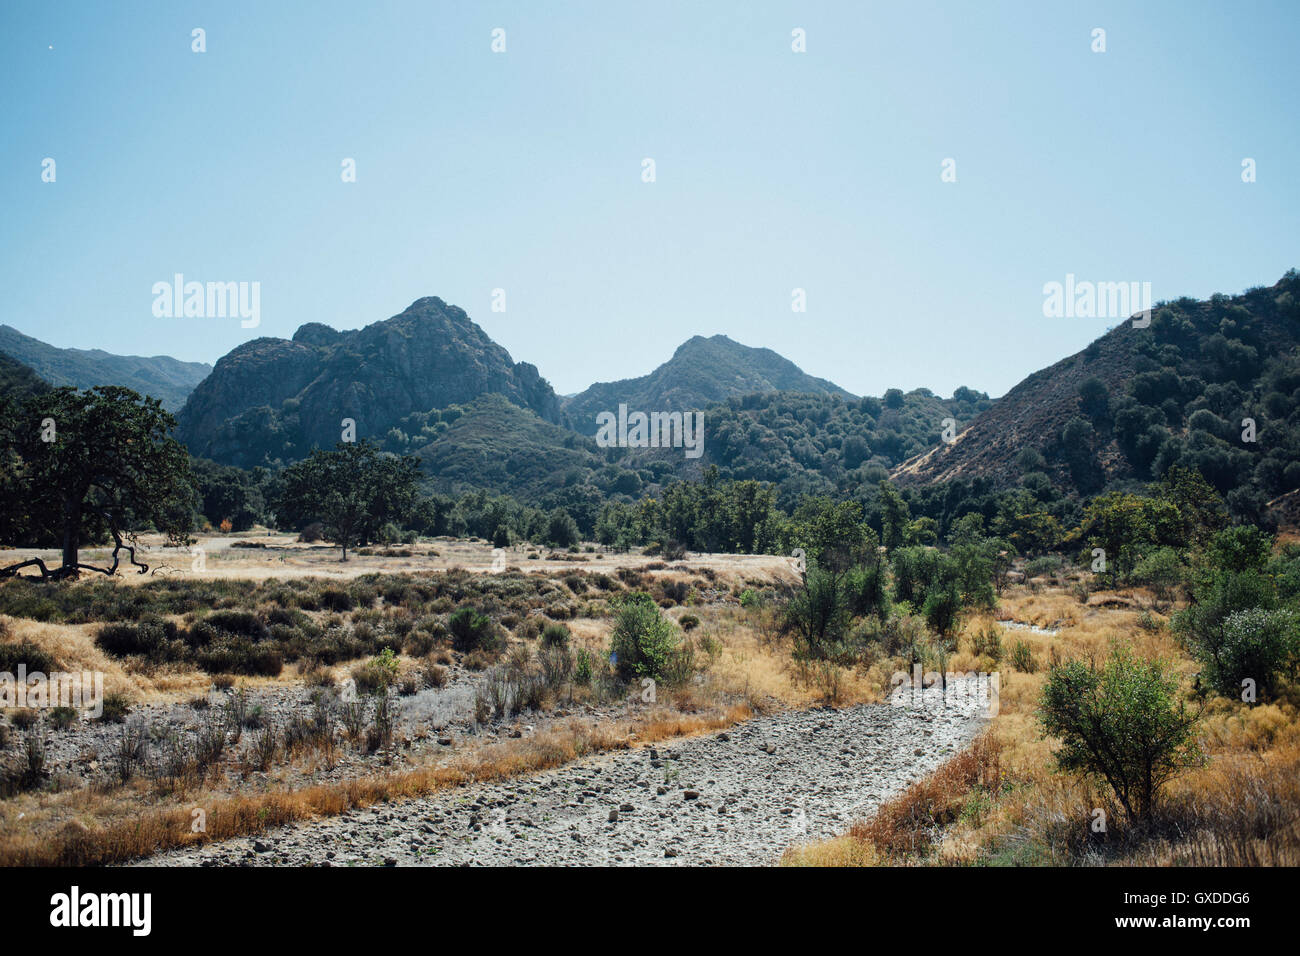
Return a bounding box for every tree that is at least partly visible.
[1077,376,1111,422]
[544,507,580,548]
[0,386,196,579]
[1038,645,1201,821]
[277,441,421,560]
[1074,492,1182,584]
[609,592,680,682]
[878,480,910,553]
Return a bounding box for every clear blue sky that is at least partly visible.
[2,1,1297,399]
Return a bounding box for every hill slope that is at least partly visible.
[175,297,564,467]
[0,351,53,405]
[0,325,211,411]
[893,271,1300,519]
[563,334,854,435]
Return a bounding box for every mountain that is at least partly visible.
[0,351,52,405]
[563,334,854,435]
[0,325,211,412]
[175,297,564,468]
[892,271,1300,520]
[412,393,607,500]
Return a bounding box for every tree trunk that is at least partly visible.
[61,499,81,571]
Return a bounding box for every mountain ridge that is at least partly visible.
[0,324,211,412]
[562,332,855,435]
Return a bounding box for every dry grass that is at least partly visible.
[0,704,753,867]
[785,578,1300,868]
[783,732,1003,866]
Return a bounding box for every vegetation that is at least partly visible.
[0,386,196,578]
[277,441,421,560]
[1038,645,1201,822]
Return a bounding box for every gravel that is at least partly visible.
[139,679,989,867]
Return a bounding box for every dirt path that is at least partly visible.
[141,680,989,867]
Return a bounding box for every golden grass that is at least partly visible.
[0,704,753,867]
[785,580,1300,867]
[1,581,808,866]
[1,615,209,703]
[782,731,1003,866]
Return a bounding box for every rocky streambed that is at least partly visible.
[140,680,989,867]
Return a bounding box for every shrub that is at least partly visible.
[421,658,449,689]
[195,638,283,677]
[321,588,353,612]
[574,648,593,686]
[97,692,132,723]
[448,607,501,653]
[1205,608,1300,700]
[96,619,185,662]
[352,647,400,694]
[0,639,58,674]
[1038,645,1200,821]
[1009,639,1036,674]
[49,706,78,730]
[679,614,700,631]
[922,581,962,638]
[609,593,679,682]
[970,625,1004,664]
[1173,567,1280,695]
[541,622,571,648]
[1131,547,1187,600]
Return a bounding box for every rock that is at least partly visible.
[438,738,452,746]
[684,790,700,801]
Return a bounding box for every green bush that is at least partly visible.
[97,691,132,723]
[1206,607,1300,700]
[0,638,57,674]
[609,593,679,682]
[96,619,186,662]
[1009,639,1036,673]
[448,607,502,653]
[1131,547,1187,600]
[1038,645,1200,821]
[541,622,571,648]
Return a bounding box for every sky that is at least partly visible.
[2,0,1297,399]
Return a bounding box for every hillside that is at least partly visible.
[563,334,854,435]
[411,393,608,500]
[374,386,992,513]
[0,351,52,405]
[893,271,1300,520]
[175,297,564,467]
[0,324,211,411]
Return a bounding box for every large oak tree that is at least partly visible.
[277,441,421,560]
[0,386,197,579]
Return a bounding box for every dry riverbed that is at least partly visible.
[140,680,989,867]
